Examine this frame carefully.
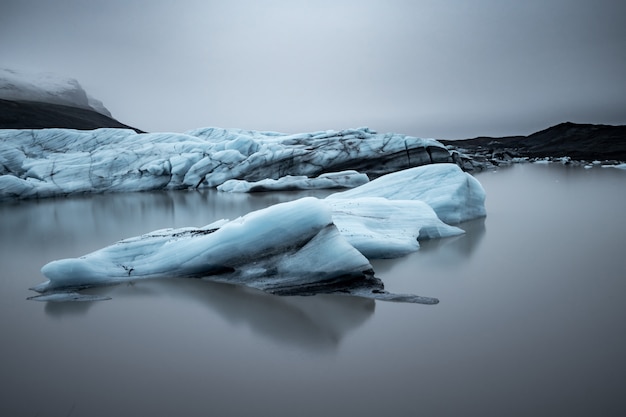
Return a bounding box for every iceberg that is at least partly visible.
[31,197,440,304]
[327,163,486,224]
[327,197,464,258]
[217,170,369,192]
[0,126,454,201]
[601,163,626,170]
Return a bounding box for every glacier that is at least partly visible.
[0,126,454,201]
[30,197,440,304]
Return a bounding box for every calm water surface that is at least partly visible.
[1,163,625,417]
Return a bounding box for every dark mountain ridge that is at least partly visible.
[441,122,626,161]
[1,100,623,163]
[0,98,143,133]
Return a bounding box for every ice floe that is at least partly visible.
[31,197,440,304]
[327,163,487,224]
[327,197,464,258]
[601,163,626,170]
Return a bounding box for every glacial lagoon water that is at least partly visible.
[1,163,625,417]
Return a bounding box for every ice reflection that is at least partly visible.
[3,164,625,417]
[372,217,486,275]
[0,189,337,277]
[417,216,487,257]
[44,278,375,352]
[44,299,94,317]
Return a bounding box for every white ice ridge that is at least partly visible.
[327,163,487,224]
[217,170,369,192]
[31,197,439,304]
[327,197,464,259]
[0,68,111,116]
[0,126,453,201]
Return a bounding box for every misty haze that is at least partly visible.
[1,1,626,416]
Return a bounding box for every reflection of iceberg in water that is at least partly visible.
[185,281,376,352]
[45,278,375,352]
[4,187,333,257]
[371,217,486,275]
[417,216,487,259]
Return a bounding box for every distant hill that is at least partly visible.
[441,122,626,161]
[0,98,144,132]
[0,68,144,132]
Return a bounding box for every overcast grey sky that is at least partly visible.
[2,0,625,138]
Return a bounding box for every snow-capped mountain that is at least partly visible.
[0,68,111,116]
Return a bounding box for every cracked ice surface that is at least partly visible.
[0,127,452,201]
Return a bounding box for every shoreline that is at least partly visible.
[441,121,626,171]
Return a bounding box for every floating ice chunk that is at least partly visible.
[218,170,369,192]
[601,163,626,170]
[327,163,486,224]
[35,198,352,290]
[327,197,464,258]
[32,197,438,303]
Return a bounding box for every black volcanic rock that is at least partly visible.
[0,99,144,132]
[442,122,626,165]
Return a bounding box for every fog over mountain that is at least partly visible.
[0,68,110,116]
[0,69,142,131]
[2,1,625,138]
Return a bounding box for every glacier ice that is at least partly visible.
[327,163,486,224]
[31,197,440,304]
[0,126,453,201]
[327,197,464,258]
[217,170,369,192]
